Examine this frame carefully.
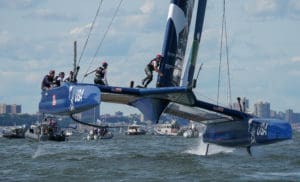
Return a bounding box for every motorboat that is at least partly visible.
[2,125,26,139]
[25,116,66,142]
[154,120,180,136]
[183,122,206,138]
[125,124,146,135]
[86,127,113,140]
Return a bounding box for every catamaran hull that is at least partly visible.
[39,83,100,115]
[203,118,292,147]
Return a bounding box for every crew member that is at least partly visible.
[54,72,65,87]
[41,70,55,90]
[142,54,163,88]
[94,62,108,85]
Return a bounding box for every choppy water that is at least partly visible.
[1,130,300,182]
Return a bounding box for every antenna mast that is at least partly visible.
[72,41,80,82]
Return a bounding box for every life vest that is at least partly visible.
[95,67,105,79]
[147,58,160,71]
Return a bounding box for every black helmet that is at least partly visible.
[102,61,108,67]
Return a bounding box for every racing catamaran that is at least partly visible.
[39,0,292,155]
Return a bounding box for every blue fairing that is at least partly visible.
[39,83,100,115]
[203,118,292,147]
[249,119,292,145]
[203,120,250,147]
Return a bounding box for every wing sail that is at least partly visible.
[181,0,207,87]
[157,0,196,87]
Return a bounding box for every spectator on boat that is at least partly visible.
[54,72,65,87]
[142,54,163,88]
[41,70,55,90]
[93,61,108,86]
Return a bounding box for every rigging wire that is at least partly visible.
[217,0,225,105]
[224,6,232,108]
[195,63,203,81]
[77,0,104,66]
[217,0,232,106]
[82,0,124,81]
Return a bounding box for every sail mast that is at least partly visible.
[73,41,80,82]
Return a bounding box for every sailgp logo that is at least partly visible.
[74,89,85,103]
[248,119,269,144]
[256,122,268,136]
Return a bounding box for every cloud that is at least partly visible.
[70,23,92,36]
[25,8,78,22]
[140,0,155,14]
[120,12,153,30]
[291,56,300,62]
[288,0,300,20]
[0,30,11,46]
[288,70,300,76]
[244,0,300,20]
[0,0,40,9]
[245,0,287,19]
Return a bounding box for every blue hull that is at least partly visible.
[39,83,100,115]
[203,118,292,147]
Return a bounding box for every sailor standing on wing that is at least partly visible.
[142,54,163,88]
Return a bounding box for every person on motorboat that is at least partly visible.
[142,54,163,88]
[41,70,55,90]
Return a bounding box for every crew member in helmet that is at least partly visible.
[41,70,55,90]
[54,72,65,87]
[94,62,108,85]
[64,71,76,82]
[142,54,163,88]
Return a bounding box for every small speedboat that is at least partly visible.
[183,122,205,138]
[2,125,26,139]
[25,116,66,142]
[154,120,180,136]
[125,124,146,135]
[183,129,200,138]
[86,127,113,140]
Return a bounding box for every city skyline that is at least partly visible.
[0,0,299,115]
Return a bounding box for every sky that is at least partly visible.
[0,0,300,115]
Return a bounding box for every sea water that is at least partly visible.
[1,131,300,181]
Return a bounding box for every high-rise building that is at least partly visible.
[254,101,270,118]
[0,103,22,114]
[285,109,294,122]
[294,113,300,123]
[0,104,6,114]
[11,104,21,114]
